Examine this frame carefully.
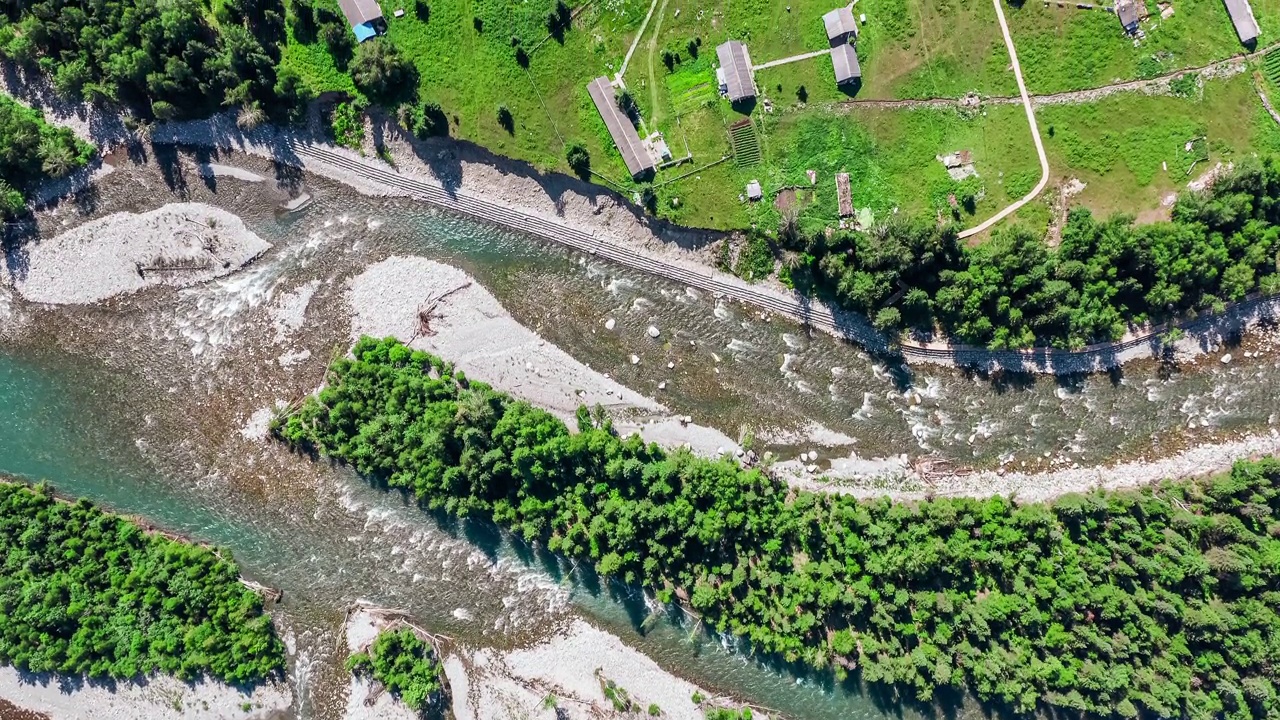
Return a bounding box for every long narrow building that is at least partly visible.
[1222,0,1260,45]
[586,76,655,179]
[716,40,756,103]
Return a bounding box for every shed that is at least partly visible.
[1115,0,1141,33]
[746,180,763,201]
[835,173,852,217]
[338,0,384,41]
[822,7,858,41]
[716,41,756,103]
[586,77,655,179]
[1222,0,1260,45]
[831,43,861,85]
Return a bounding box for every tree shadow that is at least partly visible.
[151,142,188,194]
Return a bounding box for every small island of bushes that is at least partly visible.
[0,481,285,684]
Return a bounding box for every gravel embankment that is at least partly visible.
[0,668,291,720]
[13,203,269,305]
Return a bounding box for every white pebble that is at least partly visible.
[647,325,661,338]
[667,361,675,369]
[658,381,667,390]
[630,355,640,365]
[605,318,616,330]
[1221,353,1233,364]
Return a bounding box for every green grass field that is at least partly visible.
[1009,0,1276,95]
[276,0,1280,234]
[1038,72,1280,216]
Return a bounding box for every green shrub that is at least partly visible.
[347,628,443,713]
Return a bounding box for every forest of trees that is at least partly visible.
[0,0,310,121]
[785,159,1280,349]
[0,95,92,215]
[347,627,444,713]
[277,337,1280,720]
[0,482,285,683]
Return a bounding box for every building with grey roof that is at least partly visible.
[831,43,861,85]
[716,41,756,103]
[1115,0,1141,33]
[338,0,384,41]
[1222,0,1260,45]
[822,7,858,41]
[586,77,655,179]
[823,7,861,87]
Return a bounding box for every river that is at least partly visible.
[0,153,1276,719]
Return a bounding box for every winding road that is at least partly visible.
[956,0,1050,239]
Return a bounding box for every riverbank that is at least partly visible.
[0,670,291,720]
[347,256,740,455]
[8,203,270,305]
[342,603,712,720]
[4,65,1276,375]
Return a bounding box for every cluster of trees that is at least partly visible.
[0,95,93,215]
[0,482,285,683]
[786,159,1280,348]
[0,0,310,121]
[347,628,443,713]
[277,337,1280,720]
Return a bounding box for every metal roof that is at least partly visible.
[831,42,861,85]
[822,7,858,41]
[1222,0,1260,44]
[716,41,756,102]
[338,0,383,26]
[1115,0,1140,29]
[586,77,655,178]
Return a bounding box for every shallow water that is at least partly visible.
[1,155,1277,718]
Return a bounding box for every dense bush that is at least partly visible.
[277,336,1280,719]
[789,159,1280,349]
[0,0,296,119]
[0,482,284,683]
[0,94,93,214]
[347,628,443,713]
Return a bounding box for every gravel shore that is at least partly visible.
[0,668,290,720]
[347,257,738,455]
[12,203,269,305]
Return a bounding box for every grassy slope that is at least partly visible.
[1039,71,1280,216]
[1009,0,1276,95]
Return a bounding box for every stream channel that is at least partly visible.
[0,154,1277,719]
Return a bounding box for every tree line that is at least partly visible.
[781,159,1280,349]
[276,336,1280,720]
[347,627,444,713]
[0,481,285,684]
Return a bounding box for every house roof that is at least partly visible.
[831,42,861,85]
[822,7,858,41]
[1116,0,1140,28]
[1222,0,1260,43]
[716,41,755,102]
[338,0,383,26]
[586,77,655,178]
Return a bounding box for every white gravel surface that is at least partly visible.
[443,619,708,720]
[14,203,270,305]
[502,619,704,720]
[0,667,290,720]
[347,257,739,456]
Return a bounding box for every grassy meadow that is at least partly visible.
[274,0,1280,235]
[1008,0,1276,95]
[1037,71,1280,216]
